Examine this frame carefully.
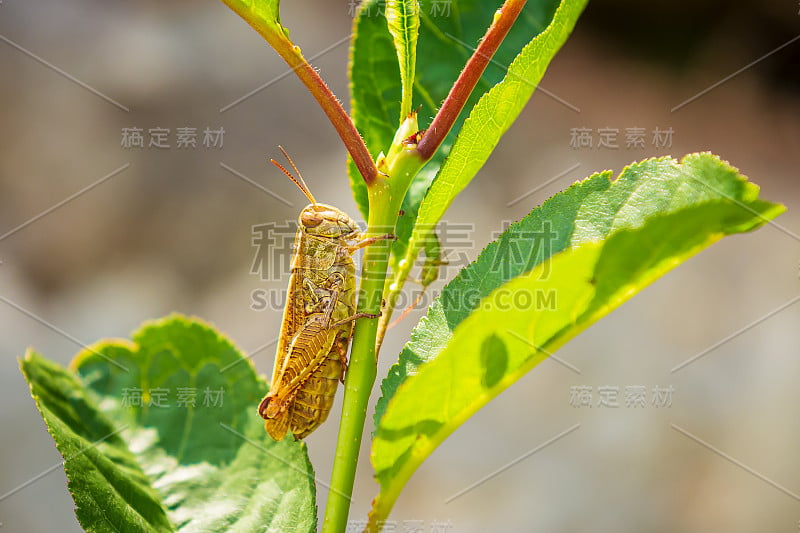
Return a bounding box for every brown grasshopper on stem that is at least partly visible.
[258,147,393,440]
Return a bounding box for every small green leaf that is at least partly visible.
[21,315,318,533]
[386,0,420,120]
[396,0,588,291]
[369,154,785,524]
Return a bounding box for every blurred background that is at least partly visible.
[1,0,799,531]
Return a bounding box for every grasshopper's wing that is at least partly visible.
[262,228,306,441]
[271,320,338,406]
[271,230,339,384]
[263,319,339,440]
[270,228,307,385]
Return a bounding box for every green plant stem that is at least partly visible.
[323,183,394,533]
[415,0,527,160]
[329,4,533,521]
[324,145,425,533]
[220,0,378,185]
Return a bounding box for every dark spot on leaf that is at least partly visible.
[480,334,508,390]
[375,419,444,443]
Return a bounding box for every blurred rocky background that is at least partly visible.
[0,0,798,531]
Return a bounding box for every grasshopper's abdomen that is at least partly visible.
[289,338,345,439]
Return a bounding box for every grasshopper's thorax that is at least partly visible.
[299,203,360,239]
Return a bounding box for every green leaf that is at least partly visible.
[369,153,785,523]
[386,0,420,119]
[348,0,561,226]
[21,351,174,532]
[395,0,588,292]
[220,0,283,32]
[21,314,318,532]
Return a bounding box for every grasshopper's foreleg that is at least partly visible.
[348,233,397,254]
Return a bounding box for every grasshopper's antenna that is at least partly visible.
[270,145,317,205]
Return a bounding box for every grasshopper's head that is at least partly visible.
[299,203,359,238]
[271,146,360,239]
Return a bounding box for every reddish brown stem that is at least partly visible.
[280,55,378,185]
[295,62,378,183]
[222,2,378,185]
[415,0,527,160]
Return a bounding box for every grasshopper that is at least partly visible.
[258,147,392,440]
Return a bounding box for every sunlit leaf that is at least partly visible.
[369,153,785,525]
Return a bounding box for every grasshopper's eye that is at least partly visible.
[301,210,323,228]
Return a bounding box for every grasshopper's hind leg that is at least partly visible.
[333,334,349,382]
[329,311,380,329]
[328,311,381,382]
